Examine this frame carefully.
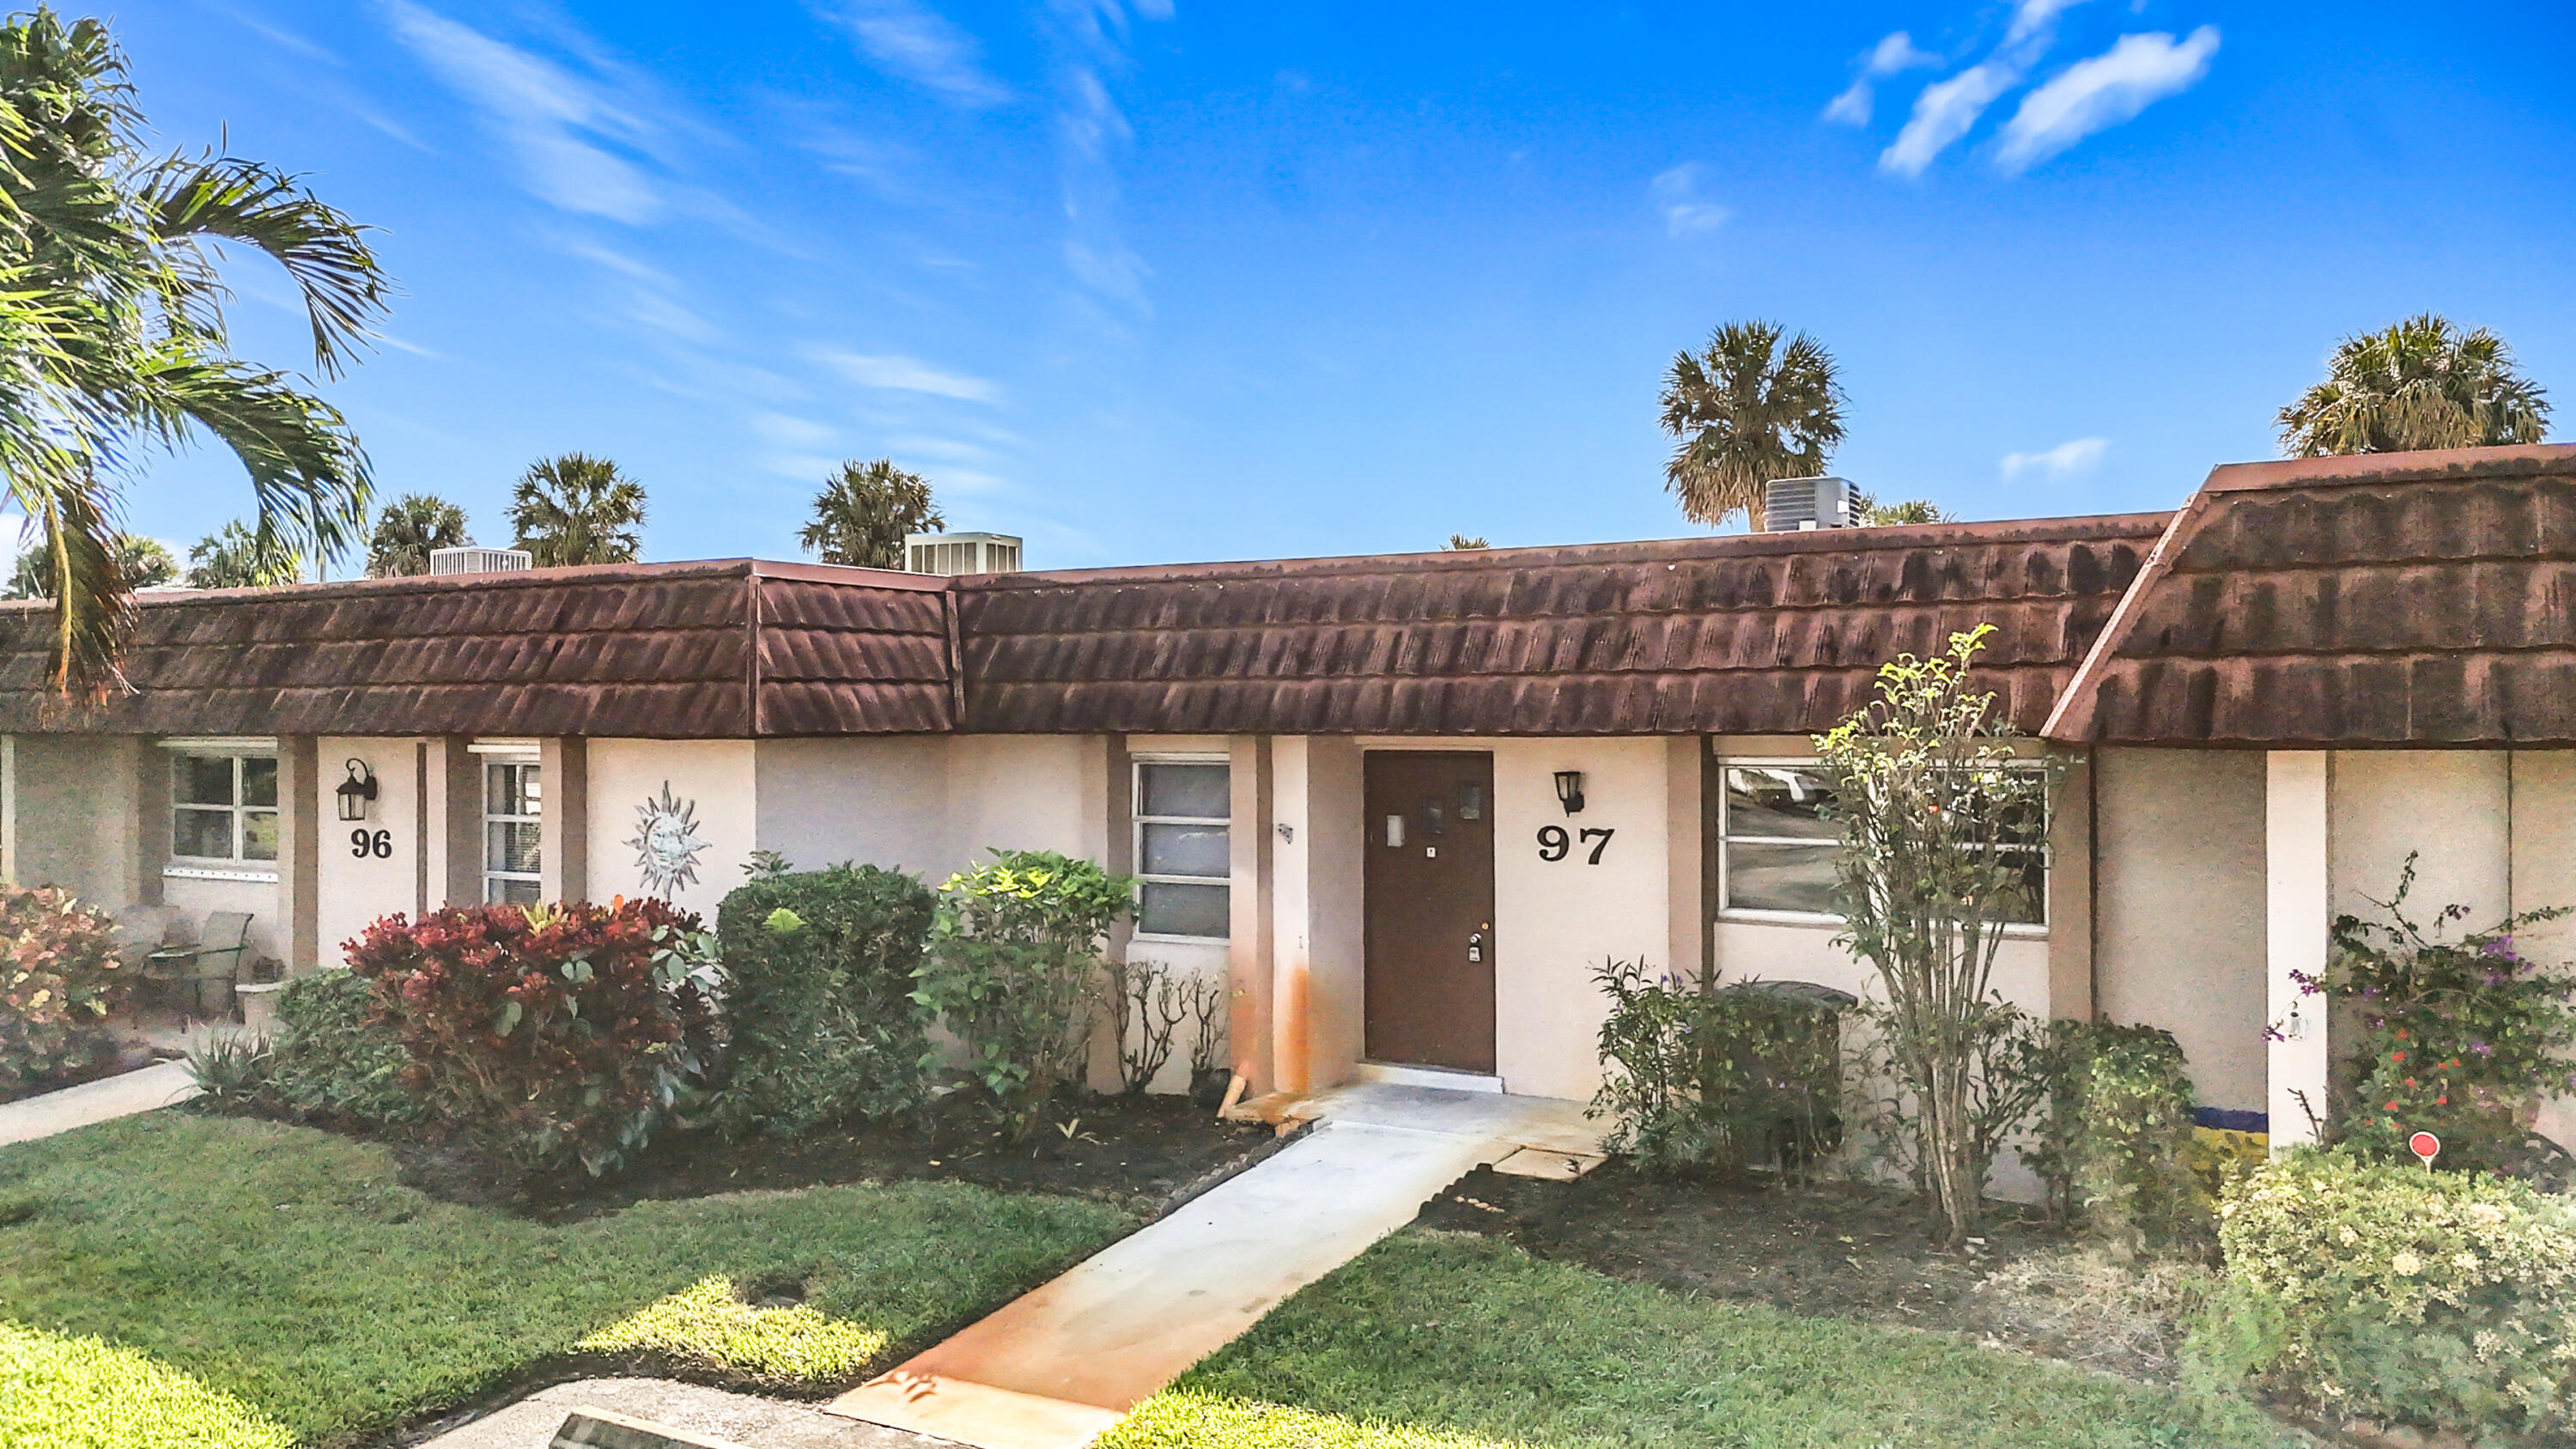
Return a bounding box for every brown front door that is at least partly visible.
[1364,751,1498,1073]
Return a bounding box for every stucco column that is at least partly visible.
[539,737,588,904]
[1228,735,1276,1093]
[2047,752,2097,1020]
[1665,736,1708,989]
[275,737,321,973]
[0,734,14,885]
[2266,751,2332,1149]
[426,737,480,908]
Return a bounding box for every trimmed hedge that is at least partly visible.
[712,864,938,1136]
[2196,1150,2576,1438]
[258,967,422,1127]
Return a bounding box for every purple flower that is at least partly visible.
[2473,1041,2494,1056]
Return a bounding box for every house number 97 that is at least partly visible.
[349,828,392,860]
[1536,825,1613,864]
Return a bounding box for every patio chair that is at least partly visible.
[146,911,253,1018]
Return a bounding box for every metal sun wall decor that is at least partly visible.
[627,781,712,895]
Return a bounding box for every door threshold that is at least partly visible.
[1354,1061,1504,1093]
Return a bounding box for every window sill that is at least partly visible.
[1132,931,1230,946]
[1716,910,2047,941]
[163,864,280,884]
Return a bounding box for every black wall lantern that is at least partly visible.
[336,758,379,822]
[1552,769,1586,815]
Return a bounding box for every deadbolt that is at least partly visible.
[1467,929,1485,964]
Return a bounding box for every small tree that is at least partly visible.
[510,453,645,567]
[365,493,471,576]
[914,850,1132,1141]
[1856,492,1948,526]
[800,458,943,569]
[186,520,303,588]
[1443,533,1489,550]
[1814,624,2063,1248]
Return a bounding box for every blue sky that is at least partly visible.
[102,0,2576,570]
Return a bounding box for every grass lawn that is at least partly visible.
[1102,1232,2302,1449]
[0,1111,1131,1447]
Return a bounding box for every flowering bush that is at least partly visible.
[2303,856,2576,1175]
[914,850,1131,1142]
[2195,1151,2576,1437]
[0,885,126,1092]
[1589,959,1845,1174]
[343,899,721,1176]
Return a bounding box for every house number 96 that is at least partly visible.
[1536,825,1614,864]
[349,828,392,860]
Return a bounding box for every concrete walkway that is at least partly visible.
[828,1083,1593,1449]
[0,1060,198,1148]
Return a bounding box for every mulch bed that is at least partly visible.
[1417,1161,2203,1382]
[375,1091,1279,1223]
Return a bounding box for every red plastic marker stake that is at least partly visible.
[2410,1130,2442,1171]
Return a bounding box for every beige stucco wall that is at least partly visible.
[2093,748,2269,1112]
[1267,736,1366,1095]
[753,735,953,882]
[9,734,125,900]
[586,740,757,922]
[2331,751,2512,927]
[313,738,423,968]
[1485,736,1673,1101]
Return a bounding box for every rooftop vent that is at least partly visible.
[902,532,1023,576]
[1762,477,1860,533]
[428,546,533,576]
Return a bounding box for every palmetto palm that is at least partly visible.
[1659,321,1847,528]
[2277,314,2551,457]
[799,458,943,569]
[365,492,471,577]
[185,519,301,589]
[6,531,170,597]
[0,9,385,693]
[510,454,646,567]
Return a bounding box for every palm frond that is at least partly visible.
[137,352,372,567]
[144,154,387,377]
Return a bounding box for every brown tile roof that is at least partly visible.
[956,514,2169,735]
[2044,444,2576,746]
[0,559,955,738]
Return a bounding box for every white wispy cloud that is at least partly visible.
[2005,0,2090,46]
[1880,61,2020,177]
[381,1,664,222]
[1043,1,1171,317]
[1649,163,1729,237]
[1825,30,1942,126]
[816,0,1010,107]
[816,350,999,402]
[2001,436,2109,481]
[1996,27,2221,172]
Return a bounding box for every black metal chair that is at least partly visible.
[146,911,254,1018]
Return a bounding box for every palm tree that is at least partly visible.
[0,9,385,693]
[799,458,943,569]
[365,493,471,577]
[185,520,302,588]
[1857,493,1950,526]
[510,454,646,567]
[1443,533,1490,550]
[2277,314,2551,457]
[7,532,173,597]
[1659,321,1846,528]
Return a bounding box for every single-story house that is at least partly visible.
[5,442,2573,1154]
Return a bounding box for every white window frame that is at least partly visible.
[1131,753,1230,943]
[481,751,543,905]
[162,740,281,874]
[1716,755,2050,935]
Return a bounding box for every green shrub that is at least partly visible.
[0,884,127,1093]
[259,967,422,1127]
[711,864,937,1136]
[344,900,722,1176]
[2195,1150,2576,1438]
[2027,1020,2211,1254]
[1589,959,1846,1174]
[914,849,1133,1142]
[2313,856,2576,1177]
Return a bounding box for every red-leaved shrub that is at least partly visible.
[344,898,721,1176]
[0,885,126,1093]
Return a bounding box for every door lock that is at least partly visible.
[1467,930,1485,964]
